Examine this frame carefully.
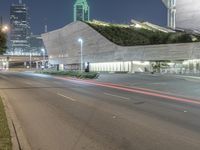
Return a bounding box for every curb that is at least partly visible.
[174,75,200,81]
[0,92,31,150]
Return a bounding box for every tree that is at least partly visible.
[0,31,7,55]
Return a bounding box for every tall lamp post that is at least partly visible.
[29,51,32,69]
[78,38,83,72]
[41,48,45,67]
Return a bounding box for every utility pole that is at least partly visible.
[0,16,3,26]
[44,18,48,33]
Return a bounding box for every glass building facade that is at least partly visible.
[74,0,90,21]
[163,0,200,33]
[10,2,31,55]
[162,0,176,29]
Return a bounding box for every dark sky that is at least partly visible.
[0,0,167,35]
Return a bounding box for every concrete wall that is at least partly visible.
[42,21,116,65]
[42,21,200,66]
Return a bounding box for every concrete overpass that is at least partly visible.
[0,55,46,62]
[0,55,48,70]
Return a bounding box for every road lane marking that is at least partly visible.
[57,93,76,102]
[112,116,117,119]
[53,76,200,106]
[104,92,130,100]
[25,81,31,85]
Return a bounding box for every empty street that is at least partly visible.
[0,72,200,150]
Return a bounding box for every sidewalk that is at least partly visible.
[96,73,200,100]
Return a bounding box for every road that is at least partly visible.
[0,72,200,150]
[97,73,200,99]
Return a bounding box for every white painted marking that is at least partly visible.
[104,92,130,100]
[57,93,76,102]
[25,81,32,85]
[184,110,188,113]
[112,116,117,119]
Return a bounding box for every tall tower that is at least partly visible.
[162,0,176,29]
[74,0,90,22]
[10,0,31,55]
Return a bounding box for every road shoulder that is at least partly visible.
[0,92,31,150]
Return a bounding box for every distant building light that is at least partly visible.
[135,24,142,28]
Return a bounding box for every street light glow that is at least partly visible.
[41,48,45,53]
[78,38,83,43]
[1,25,9,33]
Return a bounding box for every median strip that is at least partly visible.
[0,97,12,150]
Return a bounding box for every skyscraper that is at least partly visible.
[162,0,200,33]
[29,34,45,56]
[162,0,176,29]
[10,0,31,55]
[74,0,90,22]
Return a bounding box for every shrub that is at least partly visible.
[36,70,99,79]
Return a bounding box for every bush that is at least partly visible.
[0,32,7,54]
[36,70,99,79]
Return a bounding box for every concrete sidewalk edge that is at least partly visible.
[0,92,31,150]
[174,74,200,80]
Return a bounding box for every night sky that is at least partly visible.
[0,0,167,35]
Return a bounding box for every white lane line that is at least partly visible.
[25,81,32,85]
[57,93,77,102]
[104,92,130,100]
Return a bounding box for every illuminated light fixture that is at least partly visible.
[1,25,9,33]
[135,24,142,28]
[183,60,189,65]
[132,61,150,65]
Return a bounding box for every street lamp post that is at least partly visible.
[41,48,45,67]
[29,51,32,69]
[78,38,83,72]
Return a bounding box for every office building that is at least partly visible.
[74,0,90,21]
[29,34,46,56]
[162,0,200,33]
[10,0,31,55]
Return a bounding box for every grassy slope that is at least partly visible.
[86,21,200,46]
[0,97,11,150]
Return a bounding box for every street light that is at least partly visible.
[41,48,45,67]
[29,51,32,69]
[41,48,45,61]
[1,25,9,33]
[78,38,83,72]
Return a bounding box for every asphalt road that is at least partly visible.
[97,73,200,99]
[0,72,200,150]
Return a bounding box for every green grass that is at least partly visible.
[86,21,200,46]
[36,70,99,79]
[0,97,12,150]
